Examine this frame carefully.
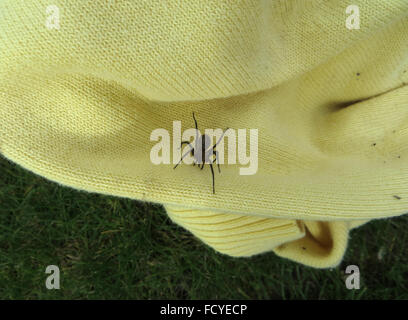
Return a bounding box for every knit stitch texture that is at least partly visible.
[1,0,408,268]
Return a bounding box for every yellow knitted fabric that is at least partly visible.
[1,0,408,268]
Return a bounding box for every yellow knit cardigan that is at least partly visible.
[1,0,408,268]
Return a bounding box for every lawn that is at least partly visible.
[0,155,407,299]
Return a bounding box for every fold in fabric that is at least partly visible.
[166,205,370,268]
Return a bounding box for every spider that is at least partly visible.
[173,112,230,194]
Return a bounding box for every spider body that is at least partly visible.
[193,134,213,165]
[173,112,229,194]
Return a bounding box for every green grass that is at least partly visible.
[0,155,407,299]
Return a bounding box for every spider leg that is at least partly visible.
[207,128,229,173]
[200,162,205,170]
[192,112,198,131]
[179,141,191,150]
[212,128,231,149]
[173,145,194,169]
[212,150,221,173]
[209,162,215,194]
[180,141,195,157]
[192,112,200,147]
